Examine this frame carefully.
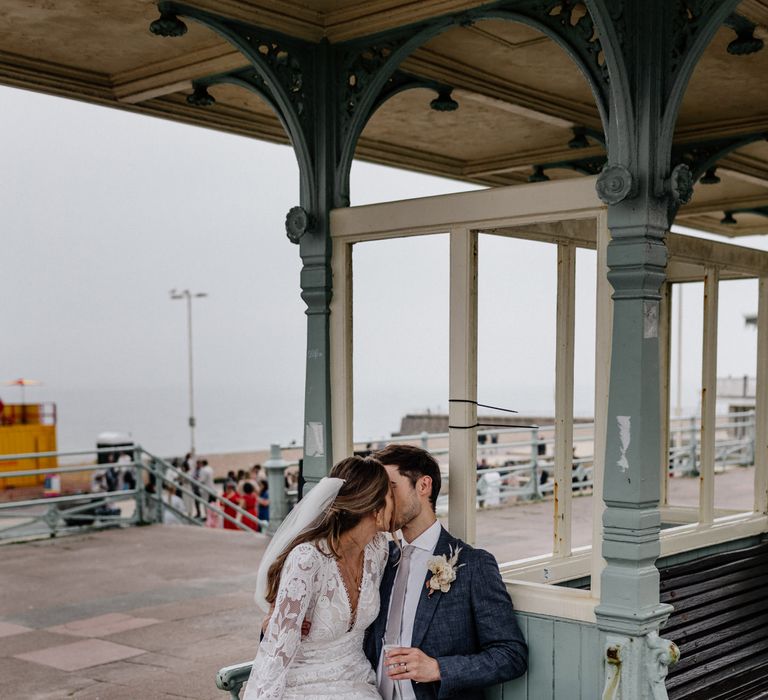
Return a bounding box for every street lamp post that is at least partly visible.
[170,289,208,455]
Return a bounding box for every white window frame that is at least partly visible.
[329,177,768,622]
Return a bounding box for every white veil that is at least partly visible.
[254,476,345,610]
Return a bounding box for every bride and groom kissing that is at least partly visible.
[244,444,528,699]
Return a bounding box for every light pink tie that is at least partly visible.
[379,545,414,700]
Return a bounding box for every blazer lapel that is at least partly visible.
[410,526,456,649]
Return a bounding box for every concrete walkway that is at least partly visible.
[1,466,757,699]
[1,527,268,700]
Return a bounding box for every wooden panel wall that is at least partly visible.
[485,613,600,700]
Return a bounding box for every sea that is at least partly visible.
[36,383,703,460]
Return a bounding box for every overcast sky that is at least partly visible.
[1,85,765,456]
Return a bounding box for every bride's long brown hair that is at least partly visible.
[265,455,393,605]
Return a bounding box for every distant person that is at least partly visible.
[91,472,107,493]
[241,482,260,531]
[118,452,135,490]
[257,478,270,524]
[180,463,195,517]
[192,459,204,518]
[144,473,158,522]
[284,466,299,491]
[163,480,186,525]
[197,459,216,505]
[221,480,241,530]
[250,464,262,482]
[105,454,119,492]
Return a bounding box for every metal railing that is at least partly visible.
[0,446,274,542]
[273,412,756,511]
[667,411,755,477]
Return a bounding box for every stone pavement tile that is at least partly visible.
[0,656,97,700]
[106,615,237,653]
[126,650,189,670]
[79,658,222,699]
[47,612,160,638]
[0,630,77,657]
[69,681,188,700]
[79,658,170,685]
[130,591,252,622]
[15,638,145,671]
[0,621,32,638]
[128,665,223,700]
[163,633,256,666]
[171,605,259,639]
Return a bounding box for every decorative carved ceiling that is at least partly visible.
[2,0,768,236]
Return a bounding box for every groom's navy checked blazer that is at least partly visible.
[364,526,527,699]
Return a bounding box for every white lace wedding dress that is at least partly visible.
[243,532,389,699]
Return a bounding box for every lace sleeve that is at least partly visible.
[244,543,323,700]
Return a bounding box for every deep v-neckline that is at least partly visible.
[335,547,367,632]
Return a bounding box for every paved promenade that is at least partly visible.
[1,527,267,700]
[0,466,756,699]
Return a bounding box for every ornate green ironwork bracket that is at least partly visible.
[673,132,768,182]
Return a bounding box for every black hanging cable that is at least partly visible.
[448,399,518,414]
[447,399,538,429]
[448,421,540,429]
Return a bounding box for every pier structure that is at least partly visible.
[5,2,768,697]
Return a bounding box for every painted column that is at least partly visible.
[588,1,686,696]
[294,41,341,492]
[588,0,743,691]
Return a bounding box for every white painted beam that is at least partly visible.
[448,227,478,544]
[330,240,354,462]
[590,212,610,597]
[754,277,768,513]
[699,266,720,525]
[553,243,575,558]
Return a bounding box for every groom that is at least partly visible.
[365,444,527,699]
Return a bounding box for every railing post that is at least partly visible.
[133,446,146,525]
[420,431,429,451]
[689,416,698,476]
[530,428,542,500]
[155,457,166,524]
[264,444,289,535]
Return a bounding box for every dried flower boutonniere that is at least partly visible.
[425,545,465,596]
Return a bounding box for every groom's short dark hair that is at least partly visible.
[373,444,441,512]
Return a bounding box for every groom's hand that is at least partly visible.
[385,647,441,683]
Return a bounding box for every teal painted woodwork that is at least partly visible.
[483,613,600,700]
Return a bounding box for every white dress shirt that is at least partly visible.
[378,519,442,700]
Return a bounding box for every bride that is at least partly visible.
[244,455,394,699]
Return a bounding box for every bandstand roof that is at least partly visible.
[4,1,768,237]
